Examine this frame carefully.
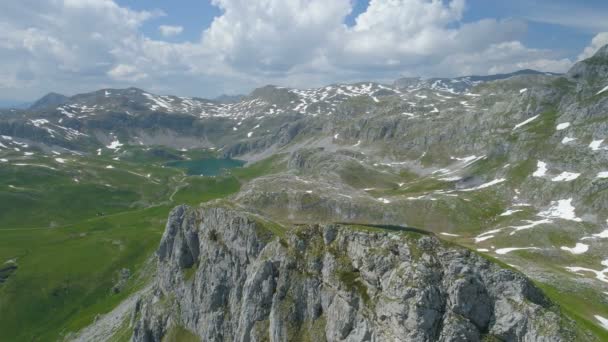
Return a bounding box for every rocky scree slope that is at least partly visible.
[130,205,582,342]
[226,45,608,307]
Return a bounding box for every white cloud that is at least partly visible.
[202,0,351,73]
[159,25,183,37]
[191,0,568,84]
[0,0,163,98]
[578,32,608,61]
[514,0,608,33]
[438,41,573,76]
[0,0,604,101]
[107,64,148,81]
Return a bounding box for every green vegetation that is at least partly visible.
[0,205,169,341]
[337,269,370,304]
[183,262,198,281]
[338,162,401,189]
[299,317,327,342]
[399,178,451,194]
[162,324,201,342]
[0,149,284,341]
[506,159,536,185]
[253,216,287,241]
[525,109,559,138]
[0,153,180,229]
[108,315,134,342]
[537,283,608,341]
[230,154,286,181]
[172,176,240,205]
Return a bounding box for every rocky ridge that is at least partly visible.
[128,205,582,341]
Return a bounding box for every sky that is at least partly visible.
[2,0,608,103]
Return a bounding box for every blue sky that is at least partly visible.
[119,0,604,59]
[2,0,608,102]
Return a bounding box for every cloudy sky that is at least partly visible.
[2,0,608,103]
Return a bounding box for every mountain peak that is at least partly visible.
[592,43,608,58]
[29,92,69,111]
[566,43,608,82]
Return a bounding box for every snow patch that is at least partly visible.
[565,266,608,283]
[459,178,505,192]
[440,176,462,182]
[107,139,123,150]
[55,158,66,164]
[509,219,553,234]
[496,247,540,255]
[560,243,589,255]
[587,229,608,239]
[595,315,608,330]
[532,161,547,177]
[452,155,480,163]
[597,171,608,179]
[105,165,114,169]
[539,198,582,222]
[143,93,172,111]
[475,235,495,243]
[551,172,580,182]
[13,163,57,170]
[378,197,391,204]
[519,88,528,94]
[596,85,608,95]
[589,139,604,151]
[440,232,460,237]
[561,137,576,144]
[513,115,539,130]
[555,122,570,130]
[474,228,503,244]
[500,209,522,217]
[247,132,253,138]
[30,119,49,127]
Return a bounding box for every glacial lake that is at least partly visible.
[165,158,246,176]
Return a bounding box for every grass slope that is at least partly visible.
[0,150,285,341]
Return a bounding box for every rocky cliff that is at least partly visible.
[130,205,582,341]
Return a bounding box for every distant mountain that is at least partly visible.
[214,94,245,104]
[29,92,69,110]
[394,69,562,94]
[0,100,31,110]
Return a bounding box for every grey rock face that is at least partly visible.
[131,206,578,342]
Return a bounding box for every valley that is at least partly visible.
[0,147,273,341]
[1,46,608,341]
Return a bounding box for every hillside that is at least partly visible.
[1,46,608,341]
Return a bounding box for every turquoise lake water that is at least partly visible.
[165,158,245,176]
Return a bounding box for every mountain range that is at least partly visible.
[1,46,608,341]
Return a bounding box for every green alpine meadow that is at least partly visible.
[2,1,608,341]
